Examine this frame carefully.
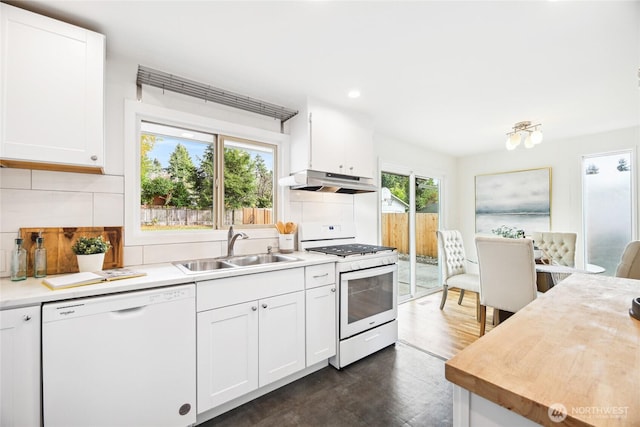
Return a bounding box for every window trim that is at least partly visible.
[124,100,289,246]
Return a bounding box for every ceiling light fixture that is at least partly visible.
[505,121,543,150]
[347,89,361,99]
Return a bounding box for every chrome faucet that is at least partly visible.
[227,226,249,257]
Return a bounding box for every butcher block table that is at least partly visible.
[445,273,640,427]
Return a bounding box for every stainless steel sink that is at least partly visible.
[173,259,236,274]
[225,254,300,266]
[174,253,300,273]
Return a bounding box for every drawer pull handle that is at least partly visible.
[262,303,268,309]
[23,315,31,321]
[251,306,257,311]
[364,333,381,342]
[313,273,329,278]
[331,288,336,292]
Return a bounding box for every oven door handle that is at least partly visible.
[340,263,397,281]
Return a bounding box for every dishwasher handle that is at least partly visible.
[111,305,146,316]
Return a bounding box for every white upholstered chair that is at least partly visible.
[615,241,640,279]
[437,230,480,319]
[531,232,577,267]
[475,236,539,336]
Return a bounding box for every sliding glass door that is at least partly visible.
[381,169,441,301]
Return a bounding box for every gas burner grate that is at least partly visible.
[306,243,395,257]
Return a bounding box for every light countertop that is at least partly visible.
[0,251,335,309]
[445,273,640,427]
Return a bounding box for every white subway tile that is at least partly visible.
[0,169,31,189]
[94,193,124,226]
[32,170,124,193]
[143,241,225,264]
[123,245,143,267]
[0,189,93,231]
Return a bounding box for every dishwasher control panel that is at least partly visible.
[42,284,196,322]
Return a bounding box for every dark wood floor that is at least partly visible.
[199,288,485,426]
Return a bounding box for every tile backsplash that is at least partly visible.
[0,168,359,277]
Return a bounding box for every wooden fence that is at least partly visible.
[142,207,273,226]
[381,213,438,257]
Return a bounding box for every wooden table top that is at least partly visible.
[445,273,640,427]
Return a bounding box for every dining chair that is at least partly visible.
[531,232,577,267]
[475,236,539,336]
[615,240,640,279]
[437,230,480,320]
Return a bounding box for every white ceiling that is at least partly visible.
[10,0,640,156]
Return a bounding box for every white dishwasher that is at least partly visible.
[42,284,196,427]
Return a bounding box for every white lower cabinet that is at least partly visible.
[258,292,306,386]
[196,268,306,414]
[197,301,259,411]
[0,306,40,427]
[305,284,337,366]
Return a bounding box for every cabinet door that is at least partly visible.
[0,306,41,427]
[306,284,337,366]
[258,291,305,386]
[197,301,259,412]
[342,123,374,178]
[309,106,345,174]
[309,104,374,177]
[0,4,105,170]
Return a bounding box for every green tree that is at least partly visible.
[141,176,173,205]
[416,178,439,211]
[167,143,196,183]
[169,181,192,208]
[224,148,258,216]
[254,154,273,208]
[382,173,409,204]
[140,133,157,182]
[194,144,215,209]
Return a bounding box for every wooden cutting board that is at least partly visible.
[19,227,123,276]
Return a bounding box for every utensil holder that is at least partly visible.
[278,234,294,254]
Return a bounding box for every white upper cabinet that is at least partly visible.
[0,3,105,173]
[290,99,374,178]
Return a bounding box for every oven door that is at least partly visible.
[339,263,398,339]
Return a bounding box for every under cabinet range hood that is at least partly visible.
[279,170,377,194]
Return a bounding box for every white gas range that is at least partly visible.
[299,223,398,369]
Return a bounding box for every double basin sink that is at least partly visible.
[174,253,300,274]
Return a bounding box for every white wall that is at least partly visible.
[456,126,640,268]
[370,133,459,232]
[2,47,634,274]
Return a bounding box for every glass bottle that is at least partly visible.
[10,238,27,281]
[34,236,47,278]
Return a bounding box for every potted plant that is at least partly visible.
[71,235,111,272]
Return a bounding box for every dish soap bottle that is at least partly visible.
[34,235,47,278]
[10,238,27,281]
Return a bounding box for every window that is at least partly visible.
[220,136,276,227]
[583,150,635,275]
[125,101,285,246]
[140,122,216,231]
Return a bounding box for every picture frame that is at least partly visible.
[475,167,551,235]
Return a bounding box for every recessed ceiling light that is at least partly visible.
[348,89,361,99]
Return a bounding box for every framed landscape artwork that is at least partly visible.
[475,167,551,235]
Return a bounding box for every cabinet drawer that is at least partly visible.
[305,263,335,289]
[197,268,304,312]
